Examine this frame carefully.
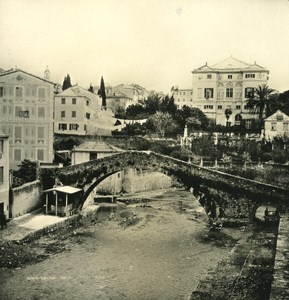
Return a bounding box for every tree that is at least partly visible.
[159,95,177,115]
[149,112,178,137]
[246,84,275,128]
[126,103,147,119]
[175,105,194,129]
[88,84,94,93]
[62,74,72,91]
[98,76,106,109]
[54,137,81,151]
[139,94,161,114]
[114,106,127,119]
[268,90,289,116]
[12,160,37,187]
[175,106,209,131]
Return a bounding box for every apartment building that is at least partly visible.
[54,85,102,135]
[0,133,9,218]
[0,69,55,169]
[191,56,269,127]
[170,86,193,108]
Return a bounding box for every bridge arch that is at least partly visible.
[55,151,289,221]
[82,170,121,207]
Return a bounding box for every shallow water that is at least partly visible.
[1,190,239,300]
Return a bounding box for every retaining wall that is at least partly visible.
[10,180,42,218]
[20,214,80,243]
[270,214,289,299]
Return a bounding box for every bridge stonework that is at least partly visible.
[56,151,289,221]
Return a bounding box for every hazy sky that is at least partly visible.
[1,0,289,93]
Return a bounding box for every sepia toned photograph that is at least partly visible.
[0,0,289,299]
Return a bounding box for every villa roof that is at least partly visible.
[212,56,251,69]
[265,110,289,122]
[0,69,56,85]
[193,56,269,73]
[56,85,100,99]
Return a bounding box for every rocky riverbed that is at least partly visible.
[0,188,277,300]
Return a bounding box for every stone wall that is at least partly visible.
[96,171,124,195]
[81,169,172,208]
[270,214,289,299]
[10,180,42,218]
[123,169,172,194]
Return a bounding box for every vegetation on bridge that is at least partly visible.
[53,151,289,219]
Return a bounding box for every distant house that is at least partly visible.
[264,110,289,140]
[105,95,135,112]
[71,140,124,165]
[111,84,149,102]
[71,141,125,204]
[170,86,193,108]
[0,133,10,218]
[98,83,150,113]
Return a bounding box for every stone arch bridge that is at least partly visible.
[55,151,289,221]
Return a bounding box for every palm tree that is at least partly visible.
[246,84,275,128]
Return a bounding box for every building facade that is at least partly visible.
[264,110,289,141]
[54,85,102,135]
[105,84,150,112]
[170,87,193,108]
[0,69,55,169]
[191,56,269,127]
[0,133,10,218]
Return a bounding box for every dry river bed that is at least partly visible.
[1,189,251,300]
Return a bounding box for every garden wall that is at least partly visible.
[10,180,42,218]
[123,169,172,194]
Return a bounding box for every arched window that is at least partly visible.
[235,114,242,126]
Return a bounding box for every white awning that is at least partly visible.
[43,186,82,194]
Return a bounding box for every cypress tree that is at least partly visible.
[62,74,72,91]
[62,75,67,91]
[66,74,72,88]
[98,76,106,109]
[88,84,94,93]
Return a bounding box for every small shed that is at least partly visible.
[43,186,82,217]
